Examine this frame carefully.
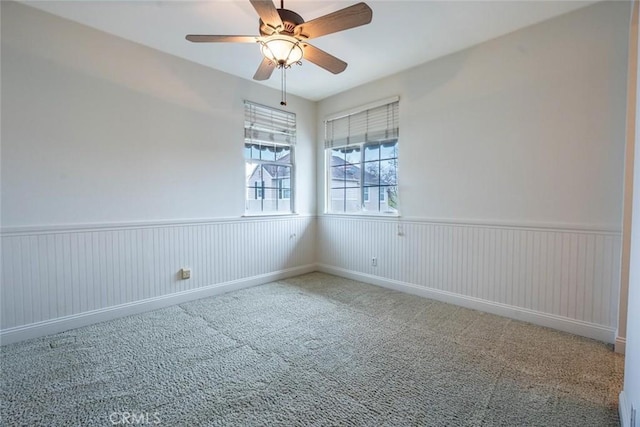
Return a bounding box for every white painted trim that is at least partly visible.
[616,336,627,354]
[0,264,316,346]
[317,264,617,344]
[320,214,621,234]
[620,390,631,427]
[325,96,400,121]
[0,214,316,236]
[8,214,617,237]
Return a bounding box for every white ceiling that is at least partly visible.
[23,0,595,101]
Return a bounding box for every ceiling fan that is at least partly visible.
[186,0,373,104]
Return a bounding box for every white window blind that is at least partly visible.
[244,101,296,146]
[325,99,399,148]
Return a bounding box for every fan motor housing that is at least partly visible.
[259,9,304,36]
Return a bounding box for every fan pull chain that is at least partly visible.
[280,66,287,106]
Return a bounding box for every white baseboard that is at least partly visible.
[3,263,617,346]
[317,264,617,344]
[616,336,627,354]
[0,264,316,346]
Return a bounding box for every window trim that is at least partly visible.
[324,98,399,216]
[325,96,400,123]
[244,101,296,215]
[246,157,294,213]
[326,139,399,215]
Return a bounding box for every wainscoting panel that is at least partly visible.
[1,216,315,341]
[317,216,621,341]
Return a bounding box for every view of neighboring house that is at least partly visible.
[246,151,292,213]
[246,152,397,214]
[329,143,398,214]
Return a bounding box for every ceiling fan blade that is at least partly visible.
[302,44,347,74]
[186,35,258,43]
[295,2,372,40]
[253,57,276,81]
[249,0,284,32]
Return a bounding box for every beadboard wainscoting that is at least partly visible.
[0,216,316,344]
[317,216,622,343]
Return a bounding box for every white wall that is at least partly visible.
[317,1,630,342]
[622,144,640,422]
[0,2,317,343]
[1,1,316,226]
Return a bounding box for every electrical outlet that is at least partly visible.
[180,268,191,280]
[371,257,377,267]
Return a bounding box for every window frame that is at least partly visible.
[244,101,296,216]
[326,139,398,215]
[273,177,291,200]
[245,145,294,214]
[324,97,399,216]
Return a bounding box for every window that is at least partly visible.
[363,186,387,203]
[253,181,264,199]
[273,178,291,199]
[244,101,295,214]
[325,98,399,214]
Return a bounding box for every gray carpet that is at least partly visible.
[1,272,624,426]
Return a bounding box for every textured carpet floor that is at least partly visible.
[1,272,624,426]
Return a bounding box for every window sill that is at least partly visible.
[242,212,299,218]
[322,212,401,218]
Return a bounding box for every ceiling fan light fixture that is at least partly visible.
[260,35,303,67]
[186,0,373,104]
